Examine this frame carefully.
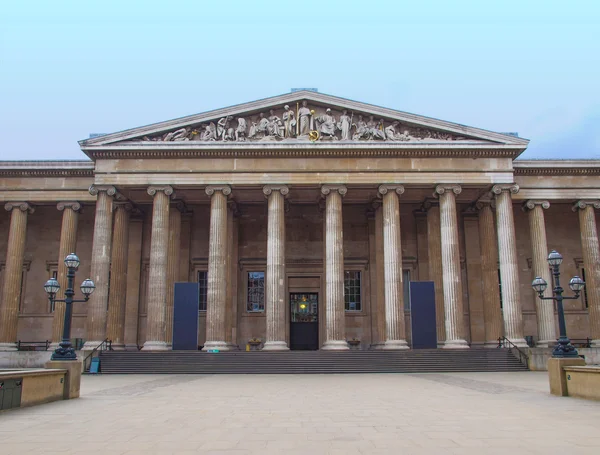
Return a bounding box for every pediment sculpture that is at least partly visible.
[135,101,468,143]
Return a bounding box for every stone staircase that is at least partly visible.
[98,348,528,374]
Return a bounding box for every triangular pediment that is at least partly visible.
[80,91,528,149]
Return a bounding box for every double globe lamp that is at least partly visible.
[43,253,95,360]
[531,250,585,358]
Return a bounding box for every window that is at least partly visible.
[344,270,361,311]
[581,268,589,309]
[247,271,265,312]
[197,271,208,311]
[403,270,410,311]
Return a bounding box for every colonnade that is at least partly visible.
[2,184,600,350]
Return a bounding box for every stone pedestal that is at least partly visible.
[143,186,173,351]
[425,200,446,346]
[45,359,82,399]
[573,201,600,347]
[51,202,81,349]
[203,186,232,351]
[524,200,555,347]
[547,357,586,397]
[493,184,527,348]
[477,202,504,347]
[435,185,469,349]
[262,186,290,351]
[379,185,409,349]
[321,185,349,351]
[0,202,33,351]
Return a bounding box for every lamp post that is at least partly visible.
[44,253,95,360]
[531,250,585,358]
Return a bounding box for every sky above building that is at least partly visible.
[1,1,599,160]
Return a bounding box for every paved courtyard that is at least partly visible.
[1,371,599,454]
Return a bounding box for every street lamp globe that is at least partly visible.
[64,253,80,269]
[531,276,548,294]
[44,277,60,296]
[80,278,96,297]
[569,276,585,293]
[547,250,563,267]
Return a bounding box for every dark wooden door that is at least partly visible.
[290,293,319,350]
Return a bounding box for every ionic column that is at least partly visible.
[573,200,600,346]
[51,202,81,348]
[142,185,174,351]
[492,184,527,347]
[321,185,349,350]
[165,201,184,347]
[378,185,409,349]
[424,200,446,346]
[0,202,33,350]
[84,186,118,349]
[477,201,504,347]
[434,185,469,349]
[524,200,555,347]
[202,185,231,351]
[106,202,133,350]
[262,185,290,351]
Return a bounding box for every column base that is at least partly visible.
[442,339,470,349]
[82,340,104,350]
[49,342,61,350]
[591,339,600,348]
[110,343,126,351]
[125,343,140,351]
[262,341,289,351]
[202,341,231,352]
[0,342,17,351]
[536,340,554,348]
[142,341,169,351]
[370,342,386,350]
[507,338,529,348]
[484,341,500,349]
[382,340,410,350]
[321,340,349,351]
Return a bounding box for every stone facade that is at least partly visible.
[1,92,599,351]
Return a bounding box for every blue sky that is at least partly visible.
[1,0,599,160]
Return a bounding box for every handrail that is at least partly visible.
[497,337,529,367]
[570,338,592,348]
[82,339,112,372]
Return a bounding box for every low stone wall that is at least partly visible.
[563,366,600,400]
[529,347,600,371]
[0,369,66,409]
[0,350,84,368]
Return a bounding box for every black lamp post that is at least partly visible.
[44,253,95,361]
[531,250,585,358]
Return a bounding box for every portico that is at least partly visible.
[1,92,600,355]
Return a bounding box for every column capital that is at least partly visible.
[4,202,34,214]
[523,200,550,211]
[57,201,82,212]
[378,184,405,197]
[205,185,231,196]
[475,197,495,211]
[228,200,241,216]
[434,184,462,197]
[321,185,347,198]
[170,199,188,213]
[573,200,600,212]
[491,184,519,195]
[263,185,289,197]
[113,201,136,213]
[89,184,126,200]
[147,185,175,198]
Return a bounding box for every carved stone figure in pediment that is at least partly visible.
[164,127,191,141]
[337,110,352,141]
[397,128,412,141]
[201,122,217,141]
[384,121,399,141]
[218,116,235,141]
[282,105,296,138]
[267,109,284,139]
[297,101,312,137]
[257,113,269,138]
[316,108,338,140]
[352,115,369,140]
[367,115,386,141]
[235,118,247,142]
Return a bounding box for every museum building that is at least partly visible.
[1,91,599,353]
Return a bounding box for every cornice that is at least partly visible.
[514,160,600,176]
[0,160,95,177]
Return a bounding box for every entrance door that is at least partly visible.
[289,293,319,350]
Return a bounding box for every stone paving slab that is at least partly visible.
[0,371,599,454]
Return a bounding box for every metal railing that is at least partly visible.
[83,339,112,372]
[16,340,51,351]
[497,337,529,368]
[570,338,592,348]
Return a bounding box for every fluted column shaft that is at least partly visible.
[106,203,131,350]
[477,203,504,346]
[0,203,32,350]
[426,203,446,345]
[263,186,289,351]
[51,202,81,346]
[379,185,409,349]
[435,185,469,349]
[203,186,231,351]
[493,185,527,347]
[143,186,173,350]
[575,201,600,346]
[525,201,555,346]
[84,187,115,349]
[165,204,182,347]
[321,185,349,350]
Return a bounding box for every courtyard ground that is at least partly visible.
[1,371,599,454]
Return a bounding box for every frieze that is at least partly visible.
[127,101,468,144]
